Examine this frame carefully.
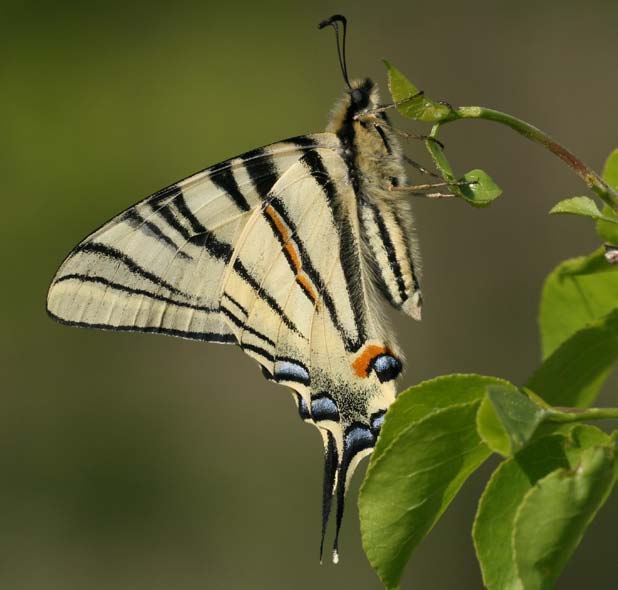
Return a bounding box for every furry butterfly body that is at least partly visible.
[47,76,422,560]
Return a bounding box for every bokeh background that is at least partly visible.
[3,1,618,588]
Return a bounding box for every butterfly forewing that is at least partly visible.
[47,136,328,342]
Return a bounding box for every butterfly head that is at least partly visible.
[349,78,376,111]
[326,78,385,135]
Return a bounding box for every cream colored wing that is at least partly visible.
[219,146,404,560]
[359,196,423,319]
[47,135,330,341]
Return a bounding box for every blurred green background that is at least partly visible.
[2,0,618,588]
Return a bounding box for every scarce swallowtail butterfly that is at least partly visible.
[47,15,426,563]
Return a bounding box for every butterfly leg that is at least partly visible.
[388,179,476,198]
[358,113,445,148]
[357,90,426,118]
[394,130,445,149]
[403,191,456,199]
[403,155,442,179]
[391,180,463,191]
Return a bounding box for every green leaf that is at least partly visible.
[473,426,610,590]
[595,150,618,244]
[424,133,502,207]
[528,308,618,407]
[425,133,456,181]
[513,444,618,590]
[372,374,509,465]
[597,149,618,246]
[476,397,511,457]
[602,148,618,191]
[538,248,618,358]
[383,60,452,123]
[595,205,618,244]
[457,169,502,207]
[474,435,569,590]
[360,401,490,590]
[477,385,546,456]
[562,423,613,463]
[424,135,503,207]
[549,196,614,221]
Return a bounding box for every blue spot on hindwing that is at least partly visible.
[370,410,386,435]
[371,354,402,383]
[311,395,340,422]
[274,358,310,385]
[344,424,375,454]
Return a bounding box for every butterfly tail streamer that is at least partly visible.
[320,431,339,563]
[332,461,348,565]
[319,422,378,564]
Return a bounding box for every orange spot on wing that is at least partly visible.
[264,206,289,241]
[285,243,302,272]
[352,345,389,378]
[296,274,318,303]
[265,206,302,272]
[265,204,319,307]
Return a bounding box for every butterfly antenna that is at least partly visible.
[319,432,338,563]
[318,14,352,89]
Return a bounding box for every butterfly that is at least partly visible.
[46,15,428,562]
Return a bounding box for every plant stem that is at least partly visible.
[436,106,618,212]
[547,407,618,423]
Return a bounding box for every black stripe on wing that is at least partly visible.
[54,274,218,313]
[241,342,275,363]
[203,136,321,212]
[141,134,322,231]
[220,305,277,348]
[366,202,408,304]
[208,161,252,212]
[231,260,304,337]
[146,183,306,340]
[265,197,351,345]
[222,292,248,316]
[242,147,278,199]
[147,184,236,261]
[122,210,192,261]
[47,310,236,343]
[69,243,190,297]
[300,149,366,352]
[391,205,421,292]
[149,197,192,241]
[174,192,209,235]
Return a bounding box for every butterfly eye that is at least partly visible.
[311,394,340,422]
[351,89,363,104]
[371,354,402,383]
